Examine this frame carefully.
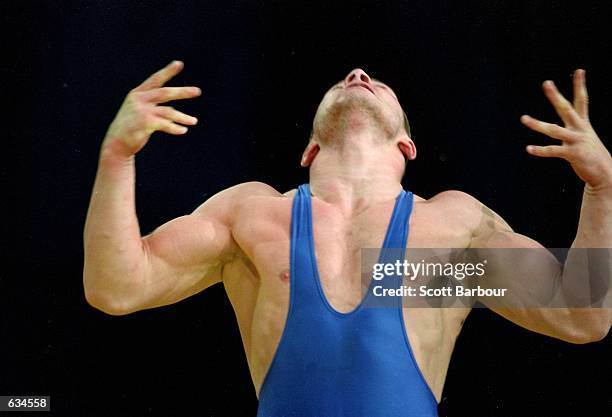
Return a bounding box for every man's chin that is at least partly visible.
[329,93,380,117]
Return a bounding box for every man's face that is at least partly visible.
[312,68,406,143]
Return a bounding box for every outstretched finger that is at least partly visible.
[154,106,199,125]
[572,69,589,120]
[526,144,566,158]
[520,115,579,142]
[134,60,184,92]
[542,80,583,128]
[142,86,202,103]
[152,117,189,135]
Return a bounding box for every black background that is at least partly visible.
[4,0,611,416]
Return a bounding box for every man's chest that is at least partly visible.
[224,196,471,399]
[226,196,472,329]
[234,197,472,286]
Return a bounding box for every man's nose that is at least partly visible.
[344,68,372,85]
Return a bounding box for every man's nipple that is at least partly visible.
[279,269,290,283]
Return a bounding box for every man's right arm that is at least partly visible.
[83,143,250,316]
[83,60,247,316]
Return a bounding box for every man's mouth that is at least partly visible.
[346,83,376,95]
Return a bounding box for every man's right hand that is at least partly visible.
[101,60,201,157]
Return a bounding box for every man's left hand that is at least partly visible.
[520,69,612,191]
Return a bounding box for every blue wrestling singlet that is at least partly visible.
[257,183,438,417]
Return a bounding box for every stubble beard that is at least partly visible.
[315,94,395,146]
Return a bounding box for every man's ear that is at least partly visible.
[398,137,417,161]
[301,141,320,167]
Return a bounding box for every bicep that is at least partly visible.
[468,199,558,298]
[134,209,236,311]
[470,229,568,335]
[126,181,276,312]
[465,199,578,339]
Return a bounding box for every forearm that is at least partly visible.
[83,140,146,312]
[564,169,612,293]
[571,180,612,248]
[560,176,612,339]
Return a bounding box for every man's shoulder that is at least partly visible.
[191,181,286,217]
[420,189,512,232]
[208,181,285,203]
[222,181,300,215]
[226,181,283,197]
[227,182,301,199]
[417,189,487,226]
[422,189,482,209]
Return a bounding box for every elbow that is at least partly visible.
[83,275,137,316]
[84,287,134,316]
[576,325,610,344]
[83,258,144,316]
[566,329,609,344]
[563,316,611,345]
[590,326,610,343]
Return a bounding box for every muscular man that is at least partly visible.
[83,61,611,416]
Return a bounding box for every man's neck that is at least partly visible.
[308,135,404,212]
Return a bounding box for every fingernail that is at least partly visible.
[192,117,198,124]
[194,87,202,95]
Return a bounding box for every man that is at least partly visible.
[83,61,611,416]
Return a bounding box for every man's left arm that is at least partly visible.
[468,69,611,343]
